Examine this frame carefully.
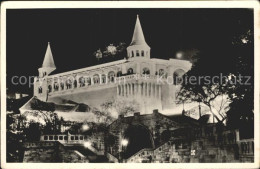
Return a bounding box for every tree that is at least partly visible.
[177,27,253,126]
[226,29,254,131]
[177,72,231,123]
[93,42,127,62]
[101,98,140,117]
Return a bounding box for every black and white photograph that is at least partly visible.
[1,1,259,168]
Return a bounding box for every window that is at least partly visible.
[44,136,48,140]
[141,50,144,57]
[60,82,64,90]
[74,79,77,88]
[38,87,42,94]
[127,68,134,75]
[79,77,85,87]
[93,74,100,84]
[64,136,68,140]
[75,136,79,140]
[54,136,58,140]
[117,71,122,77]
[101,74,106,83]
[59,136,63,140]
[108,71,115,82]
[48,85,52,93]
[66,79,72,89]
[54,82,59,91]
[136,50,140,57]
[71,136,74,140]
[132,51,134,57]
[86,77,91,85]
[80,136,84,140]
[49,136,53,140]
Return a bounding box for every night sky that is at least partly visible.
[6,8,253,94]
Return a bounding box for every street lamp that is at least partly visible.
[121,139,128,162]
[82,124,90,131]
[84,141,91,148]
[121,139,128,147]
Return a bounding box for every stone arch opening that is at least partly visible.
[123,124,154,158]
[142,67,150,75]
[93,74,100,84]
[117,71,122,77]
[108,71,115,82]
[127,68,134,75]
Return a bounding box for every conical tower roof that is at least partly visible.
[42,42,56,68]
[130,15,149,47]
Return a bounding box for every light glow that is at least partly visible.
[121,139,129,147]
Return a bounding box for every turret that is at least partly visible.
[127,15,151,59]
[38,42,56,77]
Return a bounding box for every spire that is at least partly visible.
[130,15,148,46]
[42,42,56,69]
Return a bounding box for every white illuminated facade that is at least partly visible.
[33,15,192,115]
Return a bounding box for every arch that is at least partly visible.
[101,74,106,83]
[173,69,185,85]
[38,87,42,94]
[54,82,59,91]
[117,71,122,77]
[79,76,85,87]
[86,77,91,86]
[73,79,77,88]
[159,69,165,76]
[123,124,155,159]
[108,71,115,82]
[136,50,140,57]
[127,68,134,75]
[48,85,52,92]
[66,79,72,89]
[141,50,144,57]
[60,81,64,90]
[142,67,150,75]
[93,74,100,84]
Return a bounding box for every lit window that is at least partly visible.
[136,50,140,57]
[141,50,144,57]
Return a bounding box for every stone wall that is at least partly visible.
[23,141,87,163]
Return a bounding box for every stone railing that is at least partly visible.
[40,134,85,145]
[237,138,254,155]
[24,141,59,148]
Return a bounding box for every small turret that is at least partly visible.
[127,15,151,59]
[38,42,56,77]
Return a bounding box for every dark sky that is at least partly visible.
[6,8,253,94]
